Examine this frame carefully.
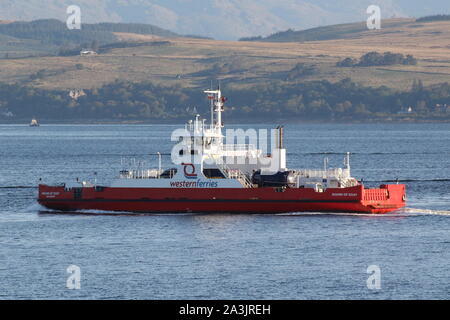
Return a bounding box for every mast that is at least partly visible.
[208,81,214,127]
[345,152,351,176]
[204,87,225,133]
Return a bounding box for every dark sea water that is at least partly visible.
[0,123,449,300]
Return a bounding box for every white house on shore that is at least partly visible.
[69,89,86,100]
[397,106,413,114]
[80,50,97,56]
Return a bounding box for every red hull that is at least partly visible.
[38,184,406,214]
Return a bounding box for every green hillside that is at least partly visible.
[240,19,414,42]
[0,19,179,44]
[0,19,180,58]
[1,18,450,123]
[0,33,57,58]
[241,15,450,43]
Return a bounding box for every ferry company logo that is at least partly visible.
[182,163,198,179]
[170,163,218,188]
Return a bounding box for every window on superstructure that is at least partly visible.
[160,168,178,179]
[203,168,226,179]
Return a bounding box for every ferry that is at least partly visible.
[38,88,406,214]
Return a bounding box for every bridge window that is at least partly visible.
[160,168,178,179]
[203,168,225,179]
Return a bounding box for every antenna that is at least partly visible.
[345,152,351,175]
[157,152,162,178]
[204,84,224,131]
[210,93,214,127]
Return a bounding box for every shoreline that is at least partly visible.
[2,118,450,125]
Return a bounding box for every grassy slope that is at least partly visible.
[255,19,416,42]
[0,33,58,58]
[0,19,180,59]
[1,19,450,91]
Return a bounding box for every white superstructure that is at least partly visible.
[75,87,359,190]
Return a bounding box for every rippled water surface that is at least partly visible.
[0,123,449,299]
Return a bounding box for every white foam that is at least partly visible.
[277,208,450,217]
[401,208,450,216]
[75,209,141,215]
[276,212,405,217]
[24,203,51,213]
[23,202,133,215]
[22,202,450,217]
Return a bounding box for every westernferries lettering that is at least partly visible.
[170,163,219,188]
[170,180,219,188]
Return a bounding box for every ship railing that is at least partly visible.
[221,144,257,151]
[340,178,359,188]
[294,168,357,188]
[208,155,254,188]
[294,168,347,179]
[220,144,260,159]
[228,168,254,189]
[120,169,162,179]
[185,123,221,134]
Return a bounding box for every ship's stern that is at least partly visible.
[361,184,406,214]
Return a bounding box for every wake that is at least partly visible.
[401,208,450,216]
[277,208,450,217]
[23,202,450,217]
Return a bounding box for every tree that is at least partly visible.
[404,55,417,65]
[336,57,357,67]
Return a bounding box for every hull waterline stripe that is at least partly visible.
[39,198,362,204]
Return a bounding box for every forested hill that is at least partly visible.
[0,19,179,46]
[1,79,449,123]
[239,16,450,42]
[239,19,412,42]
[1,15,450,123]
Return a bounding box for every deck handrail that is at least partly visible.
[208,154,254,188]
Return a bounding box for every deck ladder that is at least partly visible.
[208,155,254,188]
